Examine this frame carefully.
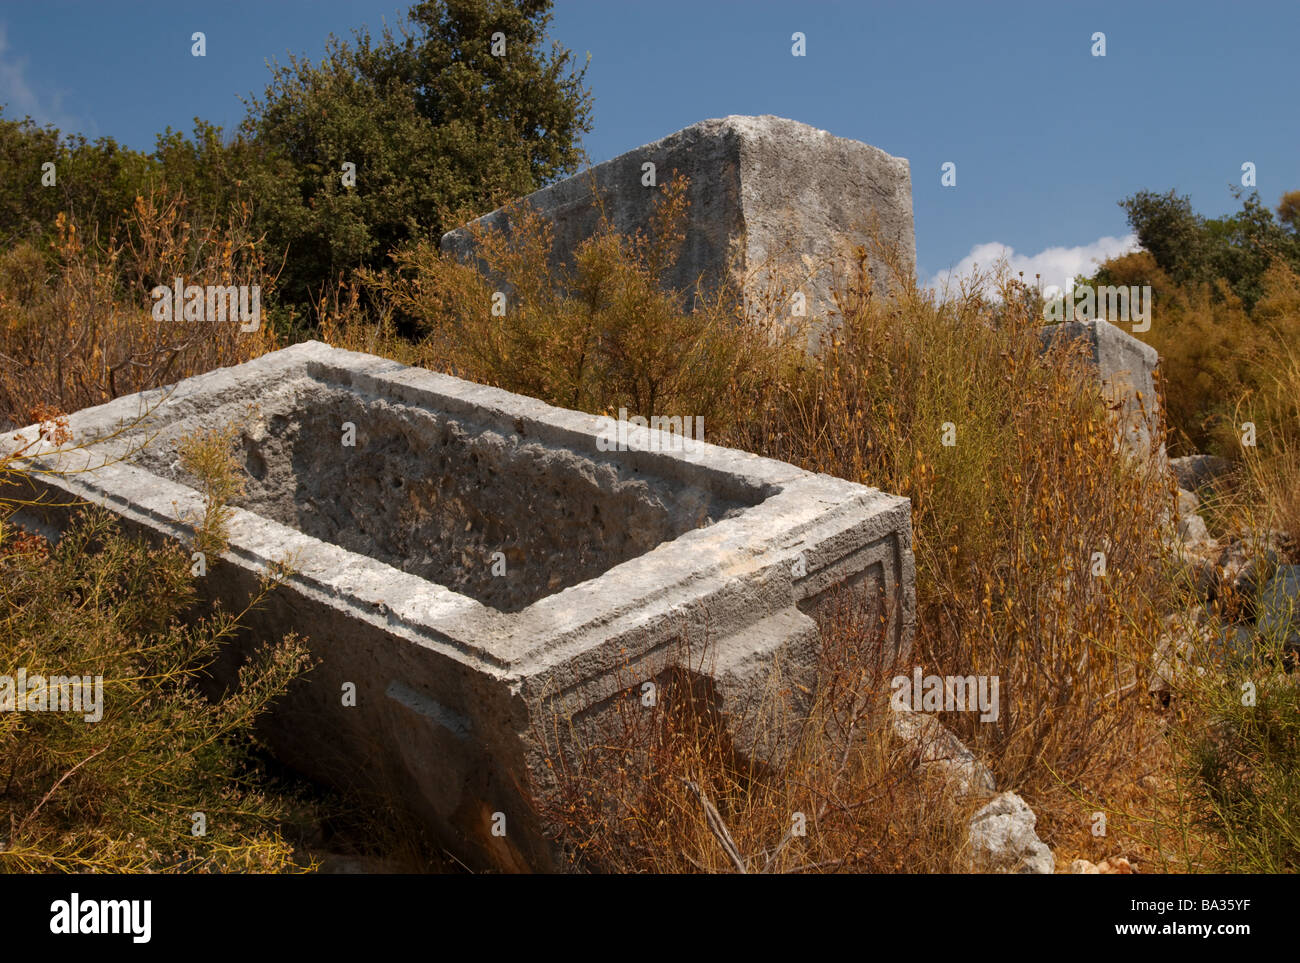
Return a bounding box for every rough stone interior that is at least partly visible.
[133,374,754,612]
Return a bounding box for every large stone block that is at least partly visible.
[1040,318,1166,464]
[441,115,915,348]
[5,342,915,871]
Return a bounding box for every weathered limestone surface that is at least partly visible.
[965,791,1056,874]
[442,115,915,346]
[891,708,1055,873]
[1040,318,1166,465]
[5,342,916,871]
[891,707,996,799]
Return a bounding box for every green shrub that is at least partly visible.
[0,421,313,872]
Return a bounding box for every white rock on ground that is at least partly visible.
[966,791,1056,874]
[1179,511,1211,544]
[892,710,1054,873]
[1071,857,1135,874]
[891,708,996,798]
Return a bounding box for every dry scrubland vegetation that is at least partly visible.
[2,160,1299,871]
[0,421,312,871]
[330,178,1300,872]
[0,187,279,424]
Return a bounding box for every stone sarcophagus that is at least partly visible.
[5,342,915,870]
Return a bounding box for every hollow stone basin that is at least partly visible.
[6,341,915,870]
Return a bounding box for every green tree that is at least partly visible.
[1120,187,1300,312]
[238,0,593,309]
[0,108,156,250]
[1096,186,1300,455]
[150,119,261,222]
[1119,189,1212,287]
[1279,190,1300,232]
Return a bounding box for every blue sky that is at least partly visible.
[1,0,1296,290]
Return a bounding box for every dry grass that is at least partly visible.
[0,186,279,430]
[7,165,1293,872]
[533,592,971,873]
[327,173,803,439]
[1098,252,1300,457]
[721,245,1175,833]
[1237,336,1300,544]
[330,186,1185,871]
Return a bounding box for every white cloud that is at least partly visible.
[924,234,1141,300]
[0,22,83,133]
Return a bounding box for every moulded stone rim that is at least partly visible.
[6,341,909,678]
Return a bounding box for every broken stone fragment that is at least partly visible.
[1169,454,1233,495]
[1038,318,1164,466]
[1071,857,1134,874]
[1255,565,1300,657]
[1150,609,1208,696]
[965,791,1055,874]
[1179,511,1210,544]
[890,707,995,798]
[1151,606,1258,700]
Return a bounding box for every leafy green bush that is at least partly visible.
[1120,187,1300,312]
[0,421,313,872]
[0,108,156,252]
[236,0,594,310]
